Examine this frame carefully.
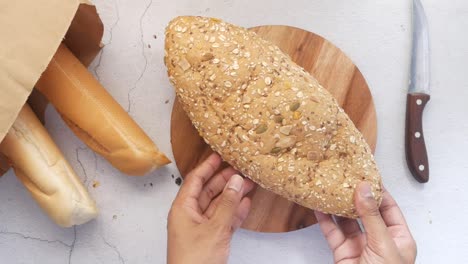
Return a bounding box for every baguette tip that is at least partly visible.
[60,203,99,227]
[107,148,172,176]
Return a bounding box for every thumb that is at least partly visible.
[211,174,244,228]
[355,182,391,250]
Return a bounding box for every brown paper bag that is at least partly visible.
[0,0,104,175]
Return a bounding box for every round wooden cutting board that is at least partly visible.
[170,25,377,233]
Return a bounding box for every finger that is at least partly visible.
[335,216,361,238]
[232,197,251,230]
[198,167,238,211]
[355,182,392,250]
[379,188,409,228]
[242,178,255,194]
[314,211,346,251]
[176,153,221,201]
[210,174,245,228]
[204,178,254,218]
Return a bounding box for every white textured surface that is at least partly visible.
[1,0,467,263]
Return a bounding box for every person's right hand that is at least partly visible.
[315,182,417,264]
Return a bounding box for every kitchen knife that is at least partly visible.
[406,0,431,183]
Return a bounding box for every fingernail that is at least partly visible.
[359,182,374,199]
[227,174,243,193]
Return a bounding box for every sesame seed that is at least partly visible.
[212,58,220,64]
[224,81,232,87]
[264,77,272,85]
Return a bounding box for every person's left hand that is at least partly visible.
[167,153,255,264]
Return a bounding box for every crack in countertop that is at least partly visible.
[102,235,125,264]
[0,230,72,248]
[75,147,98,190]
[127,0,153,113]
[75,147,89,185]
[93,0,121,82]
[68,226,77,264]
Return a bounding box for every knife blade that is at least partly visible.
[406,0,431,183]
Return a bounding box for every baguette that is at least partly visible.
[35,43,170,176]
[165,16,383,218]
[0,104,98,227]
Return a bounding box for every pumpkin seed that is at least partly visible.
[290,101,300,111]
[274,115,284,123]
[270,147,282,154]
[201,53,214,61]
[255,123,268,134]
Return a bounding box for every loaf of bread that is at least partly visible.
[0,104,98,227]
[165,16,382,217]
[35,43,171,176]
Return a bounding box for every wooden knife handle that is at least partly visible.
[405,93,430,183]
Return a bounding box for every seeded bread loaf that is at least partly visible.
[165,16,382,218]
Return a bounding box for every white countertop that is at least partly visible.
[1,0,467,263]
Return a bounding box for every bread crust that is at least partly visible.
[0,104,98,227]
[36,43,171,176]
[165,16,382,217]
